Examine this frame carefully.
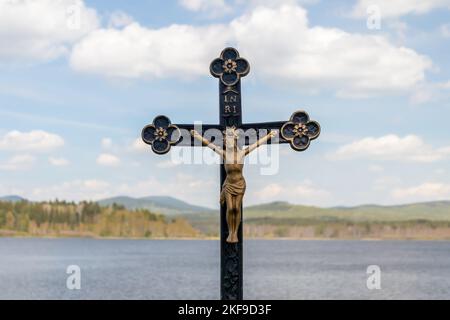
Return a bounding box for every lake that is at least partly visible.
[0,238,449,299]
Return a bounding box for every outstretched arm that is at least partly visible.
[244,131,276,156]
[191,130,224,158]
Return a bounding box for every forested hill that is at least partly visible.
[0,200,198,238]
[244,200,450,221]
[1,198,450,240]
[97,195,210,215]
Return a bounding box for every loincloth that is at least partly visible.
[220,179,246,205]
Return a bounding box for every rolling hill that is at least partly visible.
[2,193,449,222]
[97,195,212,215]
[1,194,450,239]
[243,200,450,222]
[184,200,450,236]
[0,195,27,202]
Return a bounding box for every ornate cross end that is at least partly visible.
[281,110,321,151]
[142,115,181,154]
[210,47,250,86]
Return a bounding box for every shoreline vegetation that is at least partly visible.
[0,200,199,239]
[1,200,450,240]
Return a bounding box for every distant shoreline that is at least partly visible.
[2,200,450,241]
[1,233,450,241]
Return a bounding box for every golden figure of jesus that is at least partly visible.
[191,127,276,243]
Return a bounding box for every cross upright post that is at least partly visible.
[141,47,321,300]
[211,48,248,300]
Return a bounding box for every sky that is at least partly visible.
[0,0,449,208]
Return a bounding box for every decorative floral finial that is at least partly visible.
[281,111,320,151]
[142,116,181,154]
[223,59,237,73]
[210,47,250,86]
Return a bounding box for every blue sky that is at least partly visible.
[0,0,449,208]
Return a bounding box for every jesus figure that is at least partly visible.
[191,127,276,243]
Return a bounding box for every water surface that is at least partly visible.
[0,238,449,299]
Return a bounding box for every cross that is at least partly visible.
[141,47,320,300]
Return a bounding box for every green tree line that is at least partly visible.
[0,200,199,238]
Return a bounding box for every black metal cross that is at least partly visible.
[141,47,320,300]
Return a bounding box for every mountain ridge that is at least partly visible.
[1,195,449,221]
[0,195,27,202]
[97,195,212,215]
[243,200,450,221]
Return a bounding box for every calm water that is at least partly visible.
[0,238,449,300]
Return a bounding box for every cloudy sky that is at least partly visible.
[0,0,449,208]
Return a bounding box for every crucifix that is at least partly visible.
[141,47,320,300]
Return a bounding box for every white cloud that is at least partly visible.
[387,20,408,40]
[0,130,64,152]
[70,22,227,78]
[70,4,432,97]
[233,5,431,97]
[49,157,69,166]
[0,0,99,64]
[96,153,120,166]
[182,0,318,13]
[108,11,134,28]
[253,180,330,205]
[352,0,450,18]
[239,0,317,6]
[0,154,35,171]
[332,134,450,163]
[255,183,283,199]
[392,182,450,202]
[131,137,148,153]
[179,0,231,16]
